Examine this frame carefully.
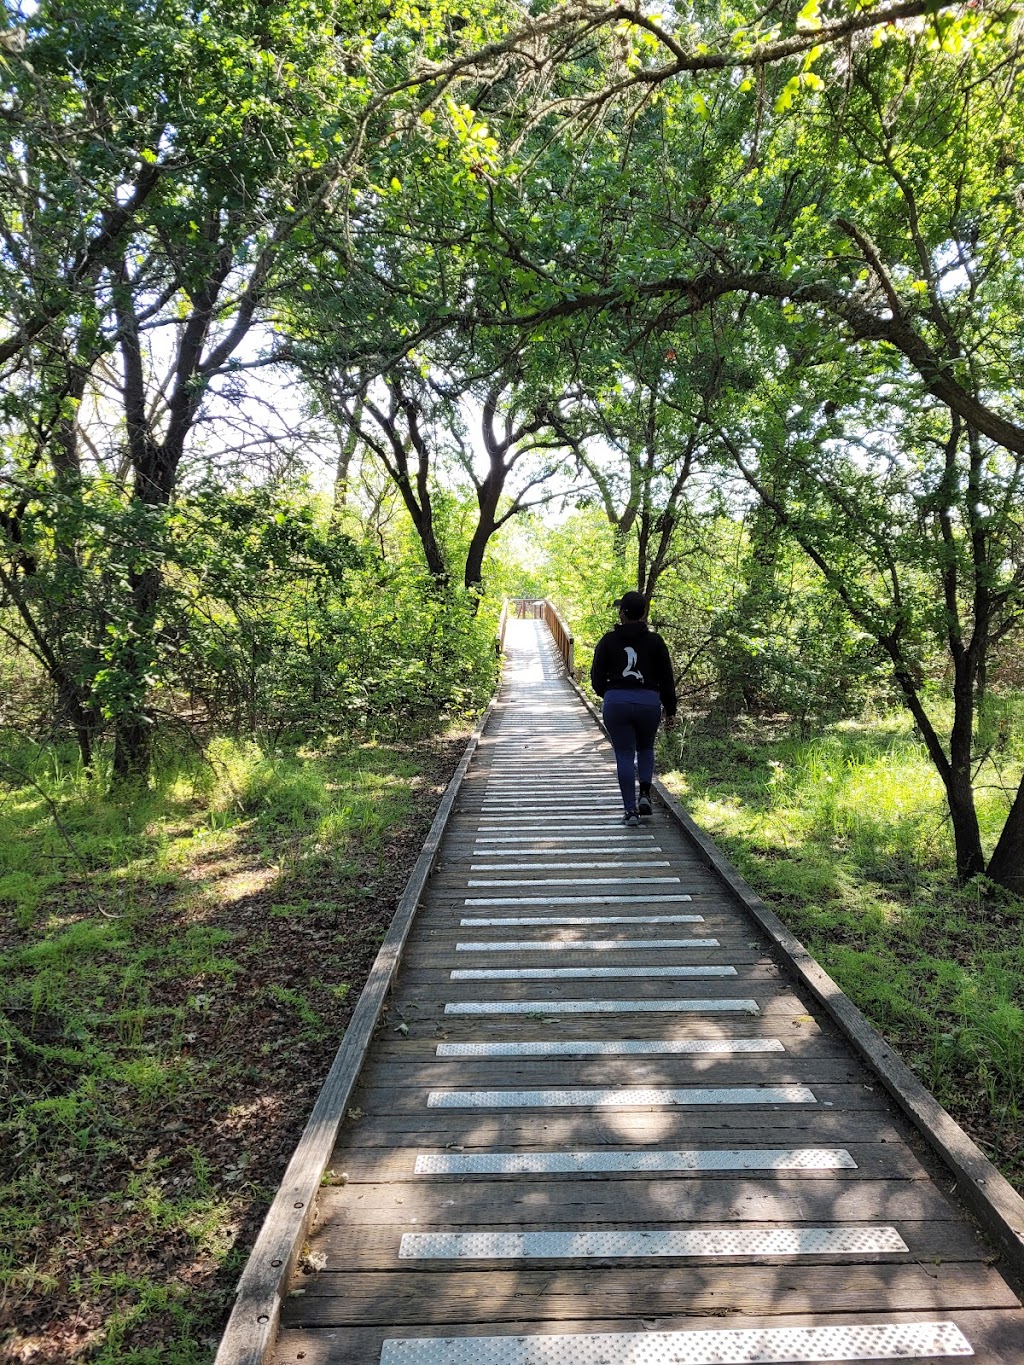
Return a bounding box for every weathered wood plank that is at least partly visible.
[331,1110,910,1151]
[356,1056,871,1088]
[346,1080,892,1114]
[298,1219,987,1275]
[380,984,815,1009]
[407,951,774,967]
[393,1014,838,1041]
[322,1141,928,1185]
[271,1307,1024,1365]
[370,1031,851,1059]
[281,1262,1017,1325]
[313,1176,957,1229]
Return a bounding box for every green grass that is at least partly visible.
[0,729,466,1360]
[661,708,1024,1187]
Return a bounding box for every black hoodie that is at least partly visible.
[591,620,677,716]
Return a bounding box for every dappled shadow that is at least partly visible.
[0,729,472,1361]
[263,622,1018,1363]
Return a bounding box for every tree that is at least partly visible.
[702,17,1024,889]
[714,331,1024,890]
[0,0,549,774]
[457,0,1024,888]
[548,340,714,600]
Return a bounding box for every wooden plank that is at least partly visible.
[408,915,755,935]
[356,1056,872,1088]
[298,1219,988,1275]
[406,973,778,990]
[381,984,814,1008]
[406,1026,837,1048]
[425,873,715,884]
[281,1262,1017,1324]
[313,1177,957,1229]
[271,1308,1024,1365]
[410,913,770,931]
[420,928,759,944]
[437,843,716,860]
[407,1015,839,1041]
[370,1031,851,1058]
[332,1110,910,1150]
[421,893,727,910]
[376,999,819,1021]
[403,957,776,975]
[347,1081,892,1114]
[406,945,773,964]
[320,1141,928,1185]
[213,696,500,1365]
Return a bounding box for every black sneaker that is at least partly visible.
[623,810,641,827]
[638,794,653,817]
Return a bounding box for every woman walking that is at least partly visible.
[591,591,678,825]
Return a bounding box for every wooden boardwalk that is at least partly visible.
[268,619,1024,1364]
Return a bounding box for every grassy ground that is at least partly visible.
[660,709,1024,1191]
[0,729,471,1362]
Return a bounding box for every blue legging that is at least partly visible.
[602,689,662,812]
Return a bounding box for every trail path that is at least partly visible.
[270,618,1023,1363]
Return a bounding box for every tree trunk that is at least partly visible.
[111,562,161,782]
[415,507,448,585]
[113,712,152,781]
[464,480,502,593]
[945,771,986,883]
[331,394,363,519]
[946,656,986,882]
[464,518,495,593]
[63,686,95,770]
[986,776,1024,895]
[894,658,985,883]
[636,507,650,593]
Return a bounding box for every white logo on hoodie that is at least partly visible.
[622,646,644,682]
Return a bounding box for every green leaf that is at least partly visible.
[775,76,801,113]
[796,0,822,30]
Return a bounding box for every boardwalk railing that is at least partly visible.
[541,597,574,675]
[496,598,509,654]
[504,598,574,676]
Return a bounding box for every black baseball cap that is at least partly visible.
[613,590,647,620]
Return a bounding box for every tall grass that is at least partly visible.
[662,705,1024,1185]
[0,731,451,1360]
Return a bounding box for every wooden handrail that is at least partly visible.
[502,596,574,674]
[496,598,509,654]
[541,597,574,675]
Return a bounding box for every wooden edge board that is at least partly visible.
[562,669,1024,1284]
[213,690,501,1365]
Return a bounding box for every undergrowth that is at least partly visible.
[661,706,1024,1189]
[0,730,466,1361]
